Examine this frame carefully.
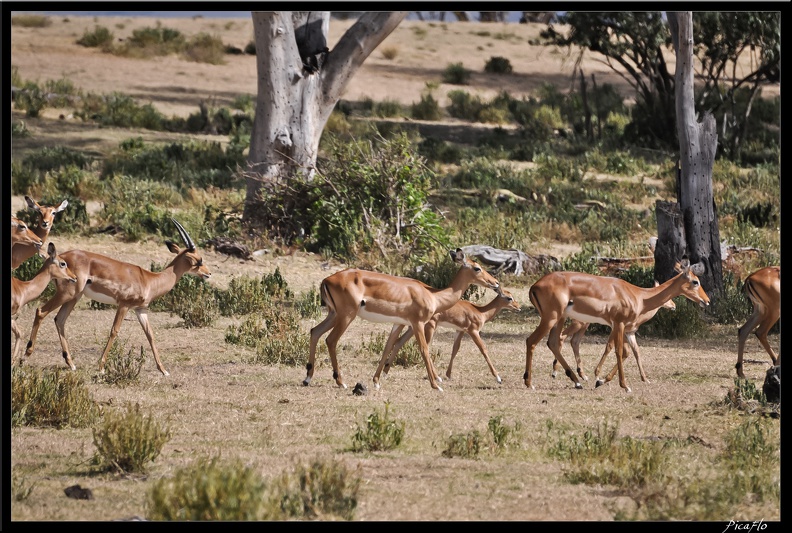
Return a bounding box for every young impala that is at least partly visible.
[736,266,780,377]
[11,216,43,250]
[12,242,77,362]
[524,259,710,392]
[23,219,211,376]
[374,287,521,386]
[552,281,676,386]
[306,248,500,391]
[11,196,69,270]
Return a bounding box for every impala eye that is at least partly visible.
[474,267,481,272]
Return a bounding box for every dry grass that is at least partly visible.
[9,14,780,522]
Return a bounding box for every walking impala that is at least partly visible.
[11,216,43,250]
[736,266,780,377]
[12,242,77,362]
[524,259,710,392]
[12,196,69,269]
[374,287,520,387]
[23,219,211,376]
[553,281,676,386]
[306,248,500,391]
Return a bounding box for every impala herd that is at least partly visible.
[10,196,781,393]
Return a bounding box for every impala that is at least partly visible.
[736,265,780,377]
[12,242,77,362]
[23,219,211,376]
[12,196,69,270]
[11,216,43,250]
[306,248,500,391]
[374,287,521,386]
[552,281,676,385]
[524,259,709,392]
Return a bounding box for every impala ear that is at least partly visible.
[165,240,181,254]
[690,262,705,276]
[25,196,39,210]
[47,242,57,257]
[56,200,69,212]
[449,248,465,263]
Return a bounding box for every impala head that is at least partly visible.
[674,259,709,307]
[167,218,211,280]
[11,216,43,249]
[26,195,68,232]
[44,242,77,283]
[449,248,500,291]
[495,286,522,311]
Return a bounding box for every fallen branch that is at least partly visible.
[460,245,560,276]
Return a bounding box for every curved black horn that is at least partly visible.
[172,218,195,251]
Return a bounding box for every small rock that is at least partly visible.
[64,484,93,500]
[352,382,368,396]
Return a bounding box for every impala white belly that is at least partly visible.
[565,306,610,327]
[357,308,412,326]
[84,286,118,306]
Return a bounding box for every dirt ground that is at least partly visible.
[9,14,780,523]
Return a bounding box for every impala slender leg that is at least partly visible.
[594,337,615,386]
[626,333,649,383]
[25,284,75,359]
[525,315,558,389]
[612,323,631,392]
[547,322,582,389]
[412,321,442,391]
[134,309,169,376]
[569,325,588,381]
[324,313,355,389]
[755,310,780,366]
[98,306,131,374]
[53,297,81,370]
[445,331,465,380]
[423,321,442,381]
[12,319,22,362]
[305,310,336,386]
[467,330,501,384]
[737,310,764,378]
[377,324,407,383]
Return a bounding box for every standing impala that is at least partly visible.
[553,281,676,386]
[23,219,211,376]
[736,265,780,377]
[524,259,710,392]
[11,216,43,250]
[12,196,69,270]
[306,248,500,391]
[12,242,77,362]
[374,287,521,386]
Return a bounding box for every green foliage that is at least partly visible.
[183,33,226,64]
[216,270,292,316]
[92,339,146,387]
[373,98,403,118]
[11,366,100,428]
[295,287,323,319]
[115,24,186,58]
[14,82,47,118]
[12,119,31,138]
[487,415,521,451]
[724,378,771,412]
[351,402,405,452]
[77,91,167,129]
[147,456,268,520]
[270,459,361,520]
[442,429,484,458]
[148,264,218,327]
[484,56,513,74]
[92,403,172,474]
[76,25,114,48]
[225,302,309,367]
[443,62,471,85]
[96,175,183,241]
[11,470,37,502]
[11,14,52,27]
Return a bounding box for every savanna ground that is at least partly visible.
[8,14,780,522]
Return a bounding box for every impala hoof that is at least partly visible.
[595,379,605,388]
[625,387,632,393]
[162,370,170,377]
[574,383,583,390]
[495,376,502,384]
[302,378,311,386]
[551,371,557,379]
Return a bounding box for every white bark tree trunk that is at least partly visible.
[657,12,723,295]
[244,11,407,225]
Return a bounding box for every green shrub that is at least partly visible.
[149,265,218,326]
[21,145,94,173]
[447,89,484,121]
[350,402,405,452]
[12,119,31,138]
[183,33,226,64]
[76,25,114,48]
[373,98,403,118]
[96,176,184,241]
[271,459,361,520]
[92,339,146,387]
[92,403,172,474]
[217,270,292,316]
[226,302,309,366]
[443,62,471,85]
[381,46,398,60]
[442,429,484,458]
[14,82,47,118]
[11,470,37,502]
[411,91,442,121]
[244,41,256,55]
[77,91,168,130]
[488,415,521,451]
[11,15,52,27]
[295,287,322,319]
[147,456,268,520]
[11,366,100,428]
[117,24,186,58]
[417,137,462,163]
[484,56,513,74]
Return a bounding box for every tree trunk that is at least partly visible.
[244,11,407,226]
[660,12,723,296]
[654,200,686,283]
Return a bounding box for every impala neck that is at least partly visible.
[641,273,685,311]
[18,266,56,305]
[477,298,506,322]
[433,268,477,312]
[150,257,190,298]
